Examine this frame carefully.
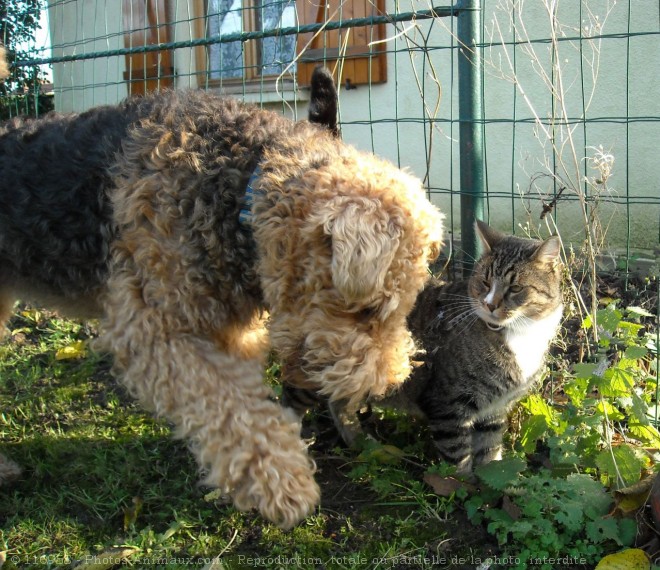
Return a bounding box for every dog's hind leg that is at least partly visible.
[100,287,319,529]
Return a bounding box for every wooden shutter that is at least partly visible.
[296,0,387,87]
[123,0,174,95]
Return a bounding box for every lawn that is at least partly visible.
[0,272,658,570]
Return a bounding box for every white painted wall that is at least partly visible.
[48,0,660,252]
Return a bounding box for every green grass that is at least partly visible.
[2,294,655,569]
[1,308,464,570]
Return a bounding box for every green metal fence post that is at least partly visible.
[457,0,484,275]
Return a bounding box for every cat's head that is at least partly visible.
[468,220,562,329]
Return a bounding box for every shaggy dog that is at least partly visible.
[0,83,443,527]
[0,47,8,82]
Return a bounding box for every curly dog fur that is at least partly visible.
[0,88,443,527]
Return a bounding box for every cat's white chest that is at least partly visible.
[504,306,563,380]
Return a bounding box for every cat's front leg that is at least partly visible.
[471,415,507,468]
[328,399,365,446]
[430,421,475,474]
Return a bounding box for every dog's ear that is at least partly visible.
[308,66,339,137]
[322,197,401,303]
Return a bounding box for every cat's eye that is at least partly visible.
[482,279,490,288]
[509,284,524,293]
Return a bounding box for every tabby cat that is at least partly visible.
[283,220,563,473]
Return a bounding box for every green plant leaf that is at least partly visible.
[596,445,645,489]
[555,501,585,532]
[565,376,590,407]
[565,474,613,519]
[474,456,526,490]
[625,345,649,360]
[573,362,599,379]
[588,518,638,547]
[626,306,654,318]
[598,367,634,398]
[519,415,548,453]
[596,400,625,421]
[628,423,660,448]
[619,321,645,337]
[597,308,623,333]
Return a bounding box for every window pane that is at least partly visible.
[258,0,296,76]
[207,0,244,80]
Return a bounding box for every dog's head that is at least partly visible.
[255,140,443,407]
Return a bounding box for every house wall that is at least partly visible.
[48,0,660,252]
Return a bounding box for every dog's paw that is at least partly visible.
[229,439,320,529]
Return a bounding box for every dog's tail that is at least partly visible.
[308,66,339,137]
[0,45,9,81]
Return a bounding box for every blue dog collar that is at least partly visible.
[239,165,262,225]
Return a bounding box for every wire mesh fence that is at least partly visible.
[3,1,659,388]
[3,1,658,271]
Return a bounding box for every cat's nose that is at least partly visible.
[486,302,498,313]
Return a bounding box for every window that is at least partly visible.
[204,0,387,88]
[121,0,387,93]
[207,0,297,81]
[122,0,175,95]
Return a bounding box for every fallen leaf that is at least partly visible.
[73,547,139,570]
[613,476,653,516]
[594,548,650,570]
[501,495,522,520]
[55,340,87,360]
[424,472,476,496]
[358,444,406,465]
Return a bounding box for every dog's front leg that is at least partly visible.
[100,303,319,529]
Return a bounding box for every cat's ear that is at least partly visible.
[474,220,504,254]
[532,235,561,265]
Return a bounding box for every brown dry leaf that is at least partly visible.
[501,495,522,520]
[424,473,476,496]
[613,476,654,516]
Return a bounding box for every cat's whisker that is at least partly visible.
[454,314,480,337]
